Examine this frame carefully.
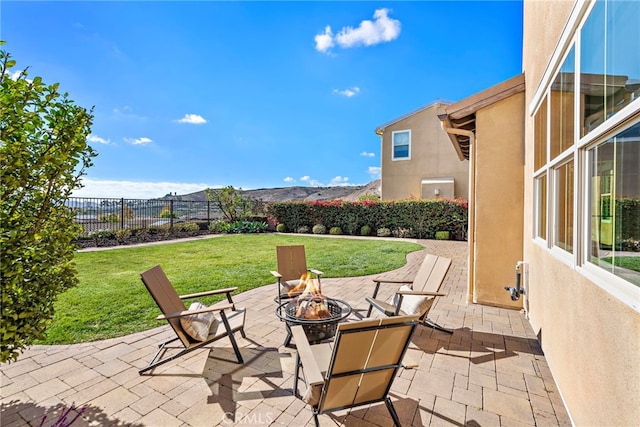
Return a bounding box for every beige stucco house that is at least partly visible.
[439,0,639,425]
[375,101,469,201]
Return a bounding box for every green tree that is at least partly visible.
[0,43,96,362]
[205,186,253,222]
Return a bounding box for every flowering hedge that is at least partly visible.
[265,199,468,239]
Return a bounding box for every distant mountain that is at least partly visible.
[164,180,381,203]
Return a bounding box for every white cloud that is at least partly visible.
[330,176,350,186]
[368,166,381,179]
[124,137,152,145]
[300,176,323,187]
[72,178,221,199]
[177,114,207,124]
[316,9,400,54]
[360,151,375,157]
[284,177,296,183]
[87,134,111,145]
[332,86,360,97]
[336,9,401,48]
[314,25,335,53]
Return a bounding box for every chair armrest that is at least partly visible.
[372,277,413,285]
[271,271,282,279]
[179,287,238,300]
[291,325,324,386]
[157,303,234,320]
[308,269,323,276]
[365,297,401,317]
[396,290,446,297]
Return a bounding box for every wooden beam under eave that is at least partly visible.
[439,115,468,161]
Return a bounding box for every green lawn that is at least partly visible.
[601,256,640,272]
[41,234,423,344]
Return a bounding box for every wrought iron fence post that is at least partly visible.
[120,198,125,231]
[170,200,174,230]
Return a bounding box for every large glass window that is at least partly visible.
[581,0,640,136]
[550,47,575,159]
[554,161,574,253]
[588,122,640,286]
[392,130,411,160]
[533,0,640,300]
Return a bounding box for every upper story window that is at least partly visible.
[550,47,575,160]
[580,0,640,136]
[392,130,411,160]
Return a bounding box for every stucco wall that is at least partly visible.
[523,1,640,425]
[380,104,469,200]
[473,93,524,309]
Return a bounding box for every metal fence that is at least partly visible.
[67,197,219,236]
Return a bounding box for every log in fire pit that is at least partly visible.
[275,273,351,346]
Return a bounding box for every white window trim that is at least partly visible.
[391,129,411,161]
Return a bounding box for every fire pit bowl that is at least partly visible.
[275,297,352,344]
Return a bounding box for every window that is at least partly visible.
[536,174,547,240]
[554,160,574,253]
[550,47,575,160]
[588,123,640,286]
[532,0,640,297]
[392,130,411,160]
[534,95,548,172]
[580,0,640,136]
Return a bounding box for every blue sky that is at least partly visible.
[3,1,523,198]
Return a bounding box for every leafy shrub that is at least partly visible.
[276,223,287,232]
[266,198,468,240]
[360,225,372,236]
[329,226,342,235]
[312,224,326,234]
[115,229,131,243]
[159,205,177,219]
[358,193,381,202]
[435,231,450,240]
[393,228,414,238]
[148,225,170,235]
[133,227,149,241]
[175,222,200,235]
[100,213,119,223]
[88,229,116,240]
[377,227,391,237]
[225,220,267,234]
[209,219,228,233]
[297,225,310,234]
[619,238,640,252]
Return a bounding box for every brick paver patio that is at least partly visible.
[1,239,571,426]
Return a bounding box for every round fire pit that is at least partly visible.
[276,297,352,344]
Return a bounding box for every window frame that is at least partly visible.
[391,129,411,161]
[529,0,640,311]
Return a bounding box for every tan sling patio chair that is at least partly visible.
[139,265,246,375]
[291,315,419,427]
[365,253,453,334]
[270,245,323,305]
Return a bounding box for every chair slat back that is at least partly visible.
[422,256,452,293]
[276,245,308,281]
[140,265,191,346]
[411,254,438,288]
[319,315,418,413]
